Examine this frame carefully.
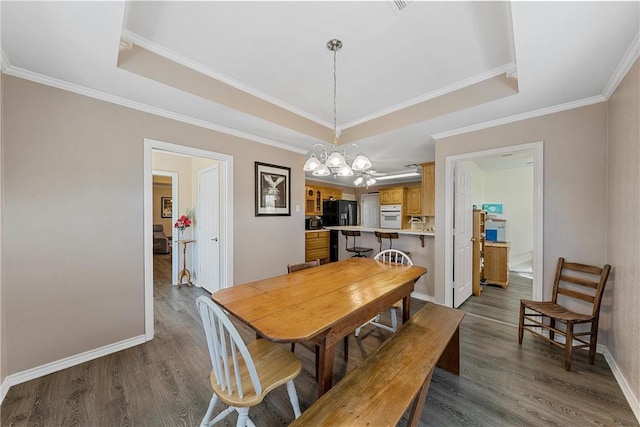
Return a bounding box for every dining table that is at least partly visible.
[211,257,428,397]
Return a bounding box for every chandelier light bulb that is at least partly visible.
[337,164,354,176]
[312,164,331,177]
[351,154,372,171]
[326,150,346,168]
[303,155,322,171]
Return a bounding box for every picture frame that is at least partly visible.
[161,197,173,218]
[255,162,291,216]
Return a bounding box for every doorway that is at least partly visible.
[152,170,179,285]
[444,141,543,320]
[143,139,234,341]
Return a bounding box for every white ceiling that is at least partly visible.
[2,1,638,186]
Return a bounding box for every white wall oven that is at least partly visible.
[380,204,402,229]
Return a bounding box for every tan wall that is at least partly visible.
[606,60,639,407]
[2,75,305,375]
[435,103,609,306]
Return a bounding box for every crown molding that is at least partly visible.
[431,95,606,141]
[602,32,640,99]
[120,30,332,130]
[3,63,307,154]
[341,63,518,130]
[431,32,640,142]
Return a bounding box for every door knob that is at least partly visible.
[212,237,218,242]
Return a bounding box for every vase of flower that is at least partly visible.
[174,213,192,241]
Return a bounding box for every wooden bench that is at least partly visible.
[290,302,465,427]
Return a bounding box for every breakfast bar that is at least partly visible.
[323,226,435,299]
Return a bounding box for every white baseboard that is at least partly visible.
[0,334,146,404]
[411,291,435,302]
[602,346,640,423]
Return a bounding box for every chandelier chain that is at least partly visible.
[333,45,337,145]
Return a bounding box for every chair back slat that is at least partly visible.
[551,258,611,316]
[557,287,595,303]
[196,296,263,399]
[374,249,413,265]
[559,274,599,289]
[562,262,604,276]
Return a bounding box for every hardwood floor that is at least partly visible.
[460,271,532,326]
[2,255,637,426]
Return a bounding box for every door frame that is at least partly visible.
[144,138,234,340]
[444,141,543,308]
[152,170,179,285]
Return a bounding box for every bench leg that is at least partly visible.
[436,327,460,375]
[407,370,434,427]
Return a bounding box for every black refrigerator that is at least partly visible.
[323,200,358,226]
[323,200,358,262]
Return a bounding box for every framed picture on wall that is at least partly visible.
[161,197,173,218]
[255,162,291,216]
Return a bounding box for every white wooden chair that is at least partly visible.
[355,249,413,337]
[196,296,302,427]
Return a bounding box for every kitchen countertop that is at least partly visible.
[323,225,435,237]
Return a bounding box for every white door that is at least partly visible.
[361,194,380,228]
[198,165,221,293]
[453,162,473,308]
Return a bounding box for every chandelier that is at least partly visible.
[353,171,377,188]
[303,39,373,178]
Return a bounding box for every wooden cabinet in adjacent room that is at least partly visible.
[305,230,330,263]
[484,241,510,288]
[472,209,486,296]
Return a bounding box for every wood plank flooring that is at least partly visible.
[2,255,637,426]
[460,271,533,326]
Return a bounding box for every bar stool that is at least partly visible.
[342,230,373,258]
[374,231,410,259]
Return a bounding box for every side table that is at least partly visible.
[176,239,195,288]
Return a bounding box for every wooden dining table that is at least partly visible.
[211,257,428,397]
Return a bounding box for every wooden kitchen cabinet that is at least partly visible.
[305,231,330,263]
[322,188,343,202]
[305,185,342,216]
[406,187,422,215]
[305,186,317,215]
[379,187,405,205]
[484,241,510,288]
[421,162,435,216]
[472,209,486,296]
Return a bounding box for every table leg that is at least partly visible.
[317,340,336,397]
[402,295,411,323]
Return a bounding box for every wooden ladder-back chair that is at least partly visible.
[196,296,302,427]
[518,257,611,371]
[286,260,349,379]
[355,249,413,337]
